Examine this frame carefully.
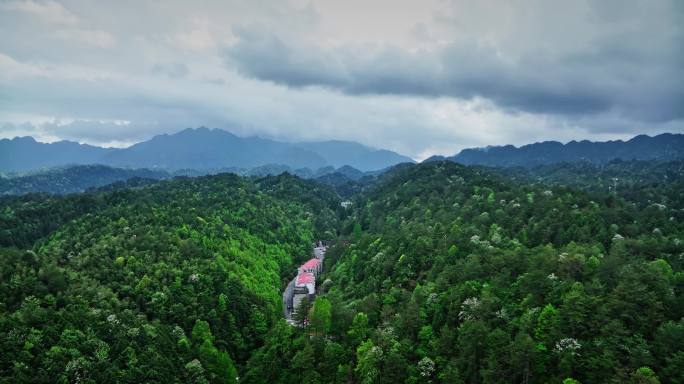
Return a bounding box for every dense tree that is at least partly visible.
[0,173,339,383]
[246,161,684,383]
[309,297,332,337]
[2,159,683,383]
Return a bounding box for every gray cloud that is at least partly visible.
[226,1,684,123]
[151,62,189,79]
[0,0,683,160]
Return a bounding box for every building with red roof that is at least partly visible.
[295,271,316,296]
[296,272,315,285]
[290,243,328,320]
[299,258,321,275]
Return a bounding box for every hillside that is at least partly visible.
[296,141,414,171]
[502,160,684,197]
[2,0,681,382]
[0,163,374,196]
[0,173,341,383]
[0,165,170,195]
[1,160,683,383]
[448,133,684,167]
[0,137,113,172]
[245,161,684,384]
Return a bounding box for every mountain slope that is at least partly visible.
[0,137,113,172]
[101,128,325,170]
[0,165,170,195]
[448,133,684,167]
[296,140,414,171]
[0,128,413,173]
[245,161,684,383]
[0,173,340,382]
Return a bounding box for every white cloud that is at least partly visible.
[55,29,117,48]
[2,0,79,25]
[170,16,231,51]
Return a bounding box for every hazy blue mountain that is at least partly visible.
[244,163,367,180]
[102,128,327,170]
[334,165,366,181]
[245,164,294,177]
[447,133,684,168]
[0,165,170,195]
[422,155,446,163]
[313,166,336,177]
[105,128,413,171]
[296,140,414,171]
[0,128,412,172]
[313,165,381,198]
[0,137,113,172]
[0,162,375,195]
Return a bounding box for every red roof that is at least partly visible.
[296,272,315,285]
[300,258,321,270]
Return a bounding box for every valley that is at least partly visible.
[1,158,682,383]
[2,1,682,382]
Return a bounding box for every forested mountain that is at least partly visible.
[0,163,372,196]
[1,158,683,383]
[0,128,412,173]
[448,133,684,167]
[0,165,170,195]
[314,173,378,200]
[245,161,684,384]
[503,160,684,195]
[2,0,680,380]
[0,173,341,383]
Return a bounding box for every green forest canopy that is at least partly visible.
[1,160,683,383]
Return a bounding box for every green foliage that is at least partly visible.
[347,312,370,347]
[0,164,169,196]
[355,339,381,384]
[246,161,684,383]
[0,173,339,383]
[309,297,332,337]
[631,367,661,384]
[2,159,684,383]
[353,222,362,241]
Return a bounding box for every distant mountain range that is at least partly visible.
[0,127,413,173]
[0,165,170,195]
[3,130,682,175]
[0,137,114,173]
[0,163,378,196]
[440,133,684,168]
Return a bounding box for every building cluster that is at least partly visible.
[292,242,327,313]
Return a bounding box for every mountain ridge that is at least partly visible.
[0,162,378,196]
[0,128,413,172]
[446,133,684,167]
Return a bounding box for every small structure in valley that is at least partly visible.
[299,257,322,275]
[290,244,328,320]
[294,271,315,295]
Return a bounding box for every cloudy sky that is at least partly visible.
[0,0,682,159]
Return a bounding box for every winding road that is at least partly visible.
[283,277,295,318]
